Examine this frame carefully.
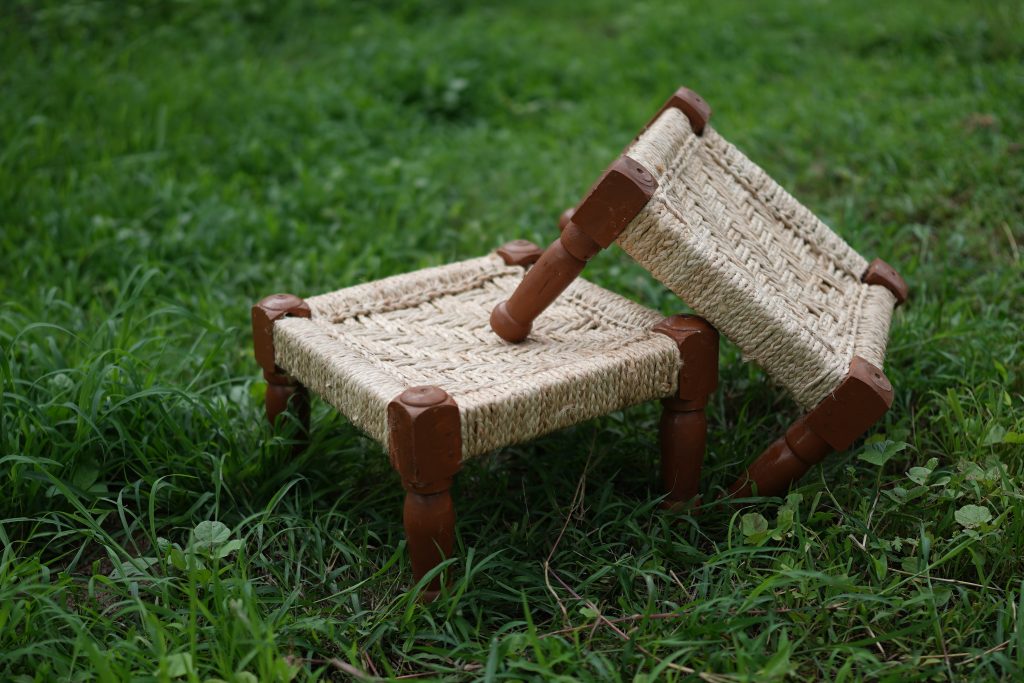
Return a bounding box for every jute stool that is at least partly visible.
[491,86,908,498]
[253,242,718,599]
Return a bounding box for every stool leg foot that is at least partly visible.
[265,382,310,451]
[388,386,462,601]
[726,417,830,498]
[652,315,719,510]
[727,357,894,499]
[490,157,657,343]
[404,489,456,601]
[659,403,706,508]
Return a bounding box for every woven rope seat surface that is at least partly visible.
[622,107,897,409]
[272,253,680,458]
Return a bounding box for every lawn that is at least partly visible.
[1,0,1023,680]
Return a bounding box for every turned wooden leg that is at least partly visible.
[491,86,716,344]
[727,416,830,499]
[490,230,598,342]
[660,401,707,506]
[652,315,719,508]
[727,357,894,498]
[265,381,309,434]
[491,156,658,343]
[729,259,907,499]
[403,489,455,595]
[253,294,312,442]
[388,386,462,601]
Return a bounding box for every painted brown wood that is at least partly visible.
[387,386,462,601]
[490,230,597,342]
[652,315,719,508]
[490,156,658,343]
[637,85,713,140]
[659,402,707,506]
[252,294,312,442]
[495,239,544,267]
[728,356,894,498]
[264,383,310,436]
[862,258,909,305]
[727,416,831,498]
[403,490,455,600]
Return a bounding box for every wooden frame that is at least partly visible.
[252,241,721,599]
[252,293,311,448]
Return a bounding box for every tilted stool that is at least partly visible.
[253,242,719,598]
[491,86,908,497]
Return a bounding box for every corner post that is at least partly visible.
[652,315,719,508]
[490,156,657,342]
[495,239,544,267]
[636,85,713,140]
[862,258,909,305]
[252,294,312,440]
[728,357,895,498]
[388,386,462,601]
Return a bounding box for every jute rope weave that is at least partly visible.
[273,254,680,458]
[621,108,897,409]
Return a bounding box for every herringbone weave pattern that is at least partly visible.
[272,254,681,458]
[622,108,896,408]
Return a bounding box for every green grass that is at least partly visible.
[2,0,1023,680]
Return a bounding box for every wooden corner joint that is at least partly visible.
[862,258,909,305]
[567,155,658,250]
[496,240,543,267]
[387,386,462,494]
[804,356,894,454]
[727,356,894,499]
[252,294,311,386]
[652,315,719,410]
[639,86,712,139]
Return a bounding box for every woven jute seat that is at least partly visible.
[253,242,720,598]
[491,86,908,499]
[270,252,681,458]
[621,108,898,410]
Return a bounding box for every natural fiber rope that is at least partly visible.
[273,254,681,458]
[623,108,896,409]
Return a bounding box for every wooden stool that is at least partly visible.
[491,86,908,498]
[253,243,718,599]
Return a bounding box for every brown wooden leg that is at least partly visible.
[727,357,894,498]
[403,489,455,599]
[491,86,715,344]
[265,381,309,435]
[253,294,312,444]
[652,315,719,508]
[490,231,598,342]
[726,417,831,498]
[659,401,707,506]
[491,156,658,343]
[388,386,462,601]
